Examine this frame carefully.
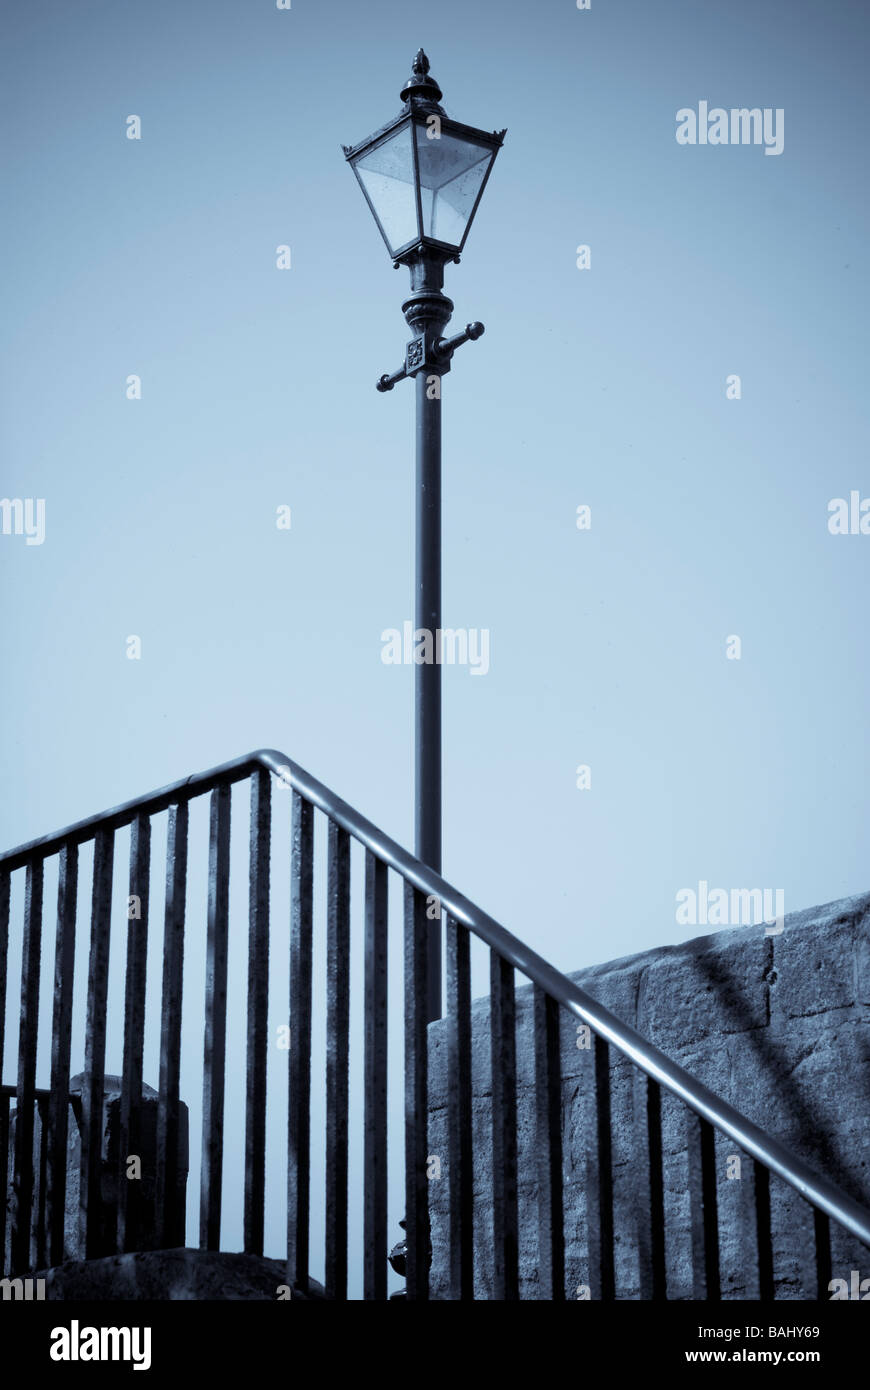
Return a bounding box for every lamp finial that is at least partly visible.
[400,48,443,106]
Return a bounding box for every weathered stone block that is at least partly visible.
[772,908,859,1020]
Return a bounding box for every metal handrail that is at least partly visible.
[3,745,869,1250]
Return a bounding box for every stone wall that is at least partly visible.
[30,1250,328,1300]
[5,1075,188,1272]
[427,892,870,1299]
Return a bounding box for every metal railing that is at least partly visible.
[1,747,868,1298]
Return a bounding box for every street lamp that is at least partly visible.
[343,50,505,1023]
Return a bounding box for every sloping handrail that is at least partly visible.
[2,745,869,1251]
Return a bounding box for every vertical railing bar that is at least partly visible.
[446,913,473,1300]
[0,1092,9,1276]
[81,830,113,1261]
[12,858,43,1273]
[35,1093,49,1270]
[47,842,78,1265]
[813,1206,832,1300]
[287,791,313,1292]
[753,1161,774,1300]
[363,851,388,1301]
[490,949,518,1300]
[118,814,150,1255]
[585,1033,615,1300]
[404,882,430,1301]
[0,869,10,1272]
[533,985,564,1300]
[200,785,231,1251]
[634,1071,666,1300]
[0,869,8,1086]
[245,770,270,1257]
[156,803,188,1249]
[325,820,350,1300]
[687,1110,720,1300]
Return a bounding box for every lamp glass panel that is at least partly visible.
[415,126,493,248]
[353,124,418,255]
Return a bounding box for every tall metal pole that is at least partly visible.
[415,357,442,1019]
[404,253,453,1024]
[376,254,486,1023]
